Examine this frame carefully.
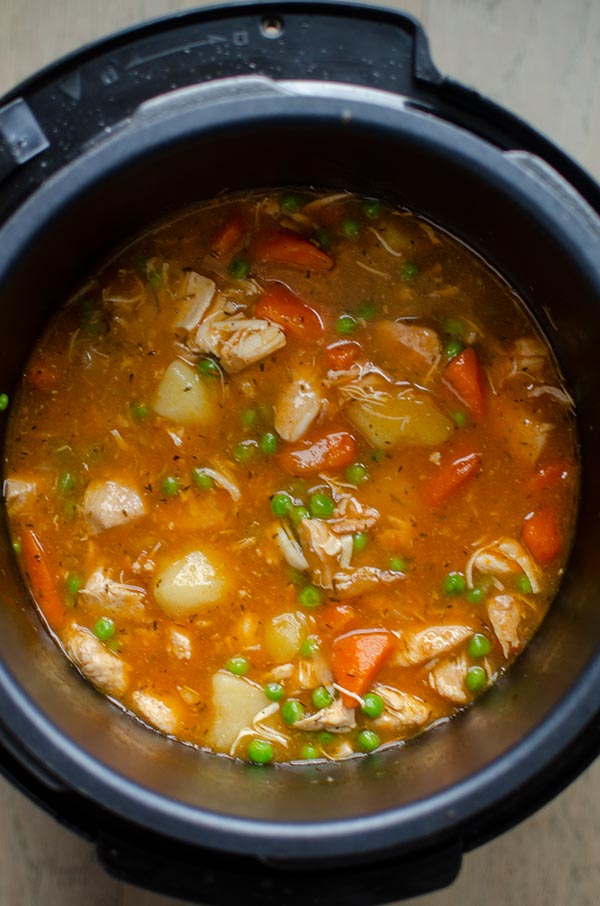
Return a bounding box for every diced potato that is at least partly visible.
[153,359,218,426]
[264,611,308,663]
[154,549,229,618]
[347,393,453,449]
[209,671,269,750]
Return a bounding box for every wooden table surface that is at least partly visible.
[1,1,599,903]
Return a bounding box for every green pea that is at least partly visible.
[233,439,258,464]
[336,314,358,336]
[371,449,385,463]
[443,318,465,341]
[467,586,486,604]
[357,729,380,752]
[270,492,293,517]
[469,633,492,659]
[444,339,464,360]
[345,462,368,485]
[260,432,278,455]
[247,738,274,765]
[197,357,221,377]
[63,499,78,520]
[57,471,76,495]
[66,574,83,597]
[443,571,466,595]
[300,743,320,760]
[517,574,532,594]
[93,617,115,642]
[452,410,467,428]
[11,539,21,556]
[466,665,488,693]
[0,393,9,411]
[312,686,334,710]
[361,692,384,719]
[362,199,381,220]
[131,401,150,422]
[289,505,310,526]
[226,655,249,676]
[264,682,285,702]
[342,219,361,238]
[299,584,322,608]
[308,492,335,519]
[161,476,180,497]
[148,266,163,291]
[240,408,257,429]
[356,299,377,321]
[318,731,334,746]
[314,227,332,250]
[300,636,320,658]
[228,257,250,280]
[401,261,419,281]
[353,532,368,553]
[280,192,301,213]
[281,699,305,725]
[192,468,214,490]
[388,556,406,573]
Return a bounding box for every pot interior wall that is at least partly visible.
[0,107,598,836]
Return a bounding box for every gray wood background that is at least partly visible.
[1,1,599,903]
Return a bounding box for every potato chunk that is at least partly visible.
[153,359,218,426]
[264,611,307,663]
[154,549,229,618]
[209,671,269,750]
[347,393,452,449]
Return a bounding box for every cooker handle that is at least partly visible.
[97,832,463,905]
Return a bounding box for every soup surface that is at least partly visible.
[4,190,578,764]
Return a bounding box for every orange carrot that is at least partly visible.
[332,630,394,707]
[522,508,563,565]
[525,459,571,495]
[321,604,356,635]
[255,285,324,340]
[211,214,246,257]
[254,231,333,272]
[27,358,59,392]
[280,430,357,476]
[444,347,486,419]
[21,529,64,630]
[324,340,361,371]
[421,448,481,506]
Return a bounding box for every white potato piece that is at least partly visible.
[83,480,146,534]
[264,611,307,663]
[209,671,269,750]
[346,393,453,449]
[153,359,218,426]
[154,549,229,618]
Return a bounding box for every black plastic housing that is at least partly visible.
[0,4,599,904]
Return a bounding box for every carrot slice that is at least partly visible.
[279,430,357,476]
[332,631,394,707]
[522,508,563,565]
[255,286,324,340]
[320,604,356,636]
[254,231,333,272]
[421,448,481,506]
[444,347,486,419]
[324,341,361,371]
[211,214,246,257]
[525,459,571,495]
[21,529,65,630]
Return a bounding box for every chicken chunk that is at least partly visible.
[274,367,324,442]
[83,480,146,534]
[189,315,286,372]
[132,690,178,735]
[467,537,541,594]
[66,625,128,696]
[297,518,353,588]
[487,594,523,658]
[79,568,145,614]
[294,697,356,733]
[333,566,404,599]
[167,627,192,661]
[373,684,431,732]
[3,476,38,515]
[428,654,469,704]
[393,625,473,667]
[328,496,380,535]
[374,320,442,369]
[173,271,216,331]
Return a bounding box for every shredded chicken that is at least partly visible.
[79,568,145,614]
[3,476,37,514]
[297,518,353,588]
[428,654,469,704]
[374,319,442,367]
[274,367,324,442]
[189,314,286,372]
[274,522,309,571]
[294,697,356,733]
[167,627,192,661]
[195,466,241,501]
[333,566,404,599]
[297,654,333,689]
[393,625,473,667]
[373,684,431,732]
[66,625,128,696]
[466,537,541,594]
[132,690,177,735]
[229,702,289,756]
[487,594,523,658]
[83,480,146,534]
[327,496,380,535]
[173,271,216,331]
